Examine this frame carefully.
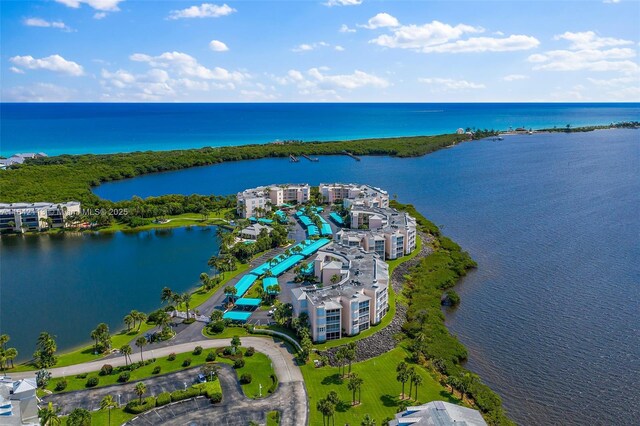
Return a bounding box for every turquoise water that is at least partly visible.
[0,227,219,360]
[92,129,640,425]
[1,103,638,156]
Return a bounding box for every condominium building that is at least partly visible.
[319,183,389,208]
[0,377,39,426]
[0,152,47,169]
[236,184,310,218]
[0,201,81,233]
[344,206,417,260]
[290,243,389,342]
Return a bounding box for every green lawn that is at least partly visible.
[98,210,233,233]
[187,262,250,310]
[203,326,250,339]
[313,237,422,351]
[266,411,280,426]
[301,345,458,426]
[62,407,134,426]
[46,345,273,400]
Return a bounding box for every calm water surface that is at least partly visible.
[0,227,219,360]
[93,129,640,425]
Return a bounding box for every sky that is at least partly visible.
[1,0,639,102]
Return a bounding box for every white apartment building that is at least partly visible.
[291,243,389,342]
[236,184,310,218]
[319,183,389,208]
[0,377,39,426]
[345,206,417,260]
[0,202,81,233]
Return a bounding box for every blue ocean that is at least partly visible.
[1,102,639,156]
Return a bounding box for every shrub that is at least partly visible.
[223,347,233,356]
[206,351,216,362]
[152,366,161,374]
[67,408,91,426]
[245,347,255,357]
[99,364,113,376]
[183,318,195,324]
[75,373,88,379]
[144,359,154,366]
[118,372,131,383]
[209,321,225,334]
[193,346,203,355]
[268,373,278,394]
[167,353,176,361]
[182,358,192,367]
[240,373,252,384]
[156,392,171,407]
[85,377,99,388]
[233,359,245,369]
[209,392,222,403]
[54,379,67,391]
[170,387,200,402]
[124,397,156,414]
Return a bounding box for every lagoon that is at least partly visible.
[94,129,640,425]
[0,227,219,362]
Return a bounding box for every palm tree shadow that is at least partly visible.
[321,373,344,385]
[440,390,459,403]
[336,401,351,412]
[380,394,399,407]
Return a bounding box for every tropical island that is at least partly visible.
[0,178,513,425]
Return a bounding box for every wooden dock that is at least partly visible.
[342,150,361,161]
[289,154,299,162]
[301,154,319,162]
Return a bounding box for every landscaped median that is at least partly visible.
[43,345,275,400]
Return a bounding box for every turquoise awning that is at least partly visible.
[234,274,258,297]
[235,298,262,307]
[263,277,279,293]
[269,254,304,276]
[329,212,344,225]
[222,311,252,322]
[300,238,331,257]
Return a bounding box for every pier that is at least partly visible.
[342,150,361,161]
[289,154,299,162]
[301,154,319,162]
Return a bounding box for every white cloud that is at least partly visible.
[554,31,633,50]
[55,0,123,11]
[421,35,540,53]
[529,31,638,74]
[9,66,25,74]
[339,24,356,33]
[335,45,345,52]
[307,68,389,90]
[419,77,485,90]
[603,0,621,3]
[9,54,84,76]
[587,75,639,87]
[2,83,76,102]
[168,3,236,20]
[23,18,72,31]
[292,41,330,52]
[360,13,399,29]
[369,19,539,54]
[209,40,229,52]
[503,74,529,81]
[129,51,247,82]
[324,0,362,6]
[94,12,107,19]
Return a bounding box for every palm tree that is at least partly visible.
[397,369,410,399]
[407,367,416,399]
[39,402,62,426]
[361,414,376,426]
[224,286,237,304]
[120,344,132,367]
[160,287,174,305]
[100,395,118,425]
[181,292,192,319]
[134,382,147,404]
[412,374,423,401]
[199,272,211,290]
[210,309,223,322]
[346,342,357,376]
[5,348,17,369]
[123,314,134,332]
[330,274,340,285]
[316,398,334,426]
[335,348,345,377]
[347,373,364,405]
[90,328,100,354]
[135,337,147,363]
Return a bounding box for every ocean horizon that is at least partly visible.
[1,102,638,156]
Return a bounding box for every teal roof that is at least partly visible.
[329,212,344,225]
[263,277,279,293]
[280,203,293,208]
[313,206,324,212]
[249,216,257,223]
[300,238,331,257]
[258,218,273,224]
[275,210,288,223]
[235,298,262,307]
[307,225,319,236]
[299,215,313,227]
[301,263,314,274]
[269,254,304,276]
[320,223,332,236]
[223,311,252,322]
[234,274,258,297]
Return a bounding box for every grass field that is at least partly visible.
[313,237,422,350]
[301,345,459,426]
[266,411,280,426]
[98,210,232,233]
[62,407,134,426]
